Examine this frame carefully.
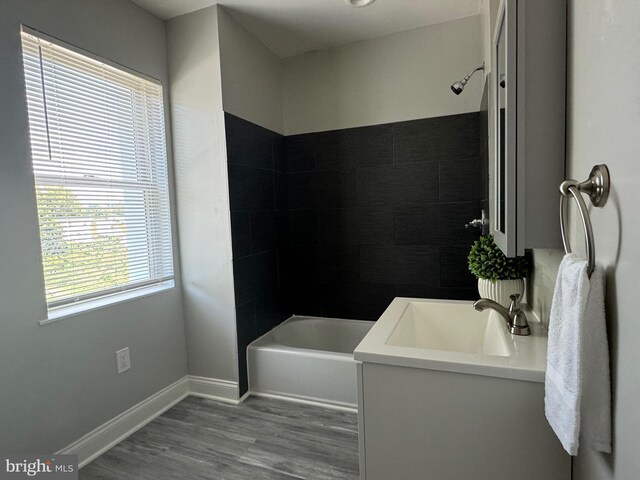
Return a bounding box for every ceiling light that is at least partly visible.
[345,0,377,7]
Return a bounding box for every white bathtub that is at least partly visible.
[247,316,375,409]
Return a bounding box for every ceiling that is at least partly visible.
[131,0,483,58]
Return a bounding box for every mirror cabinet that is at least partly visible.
[491,0,567,256]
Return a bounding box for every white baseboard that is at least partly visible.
[60,376,190,468]
[238,390,251,403]
[187,375,240,404]
[60,375,243,468]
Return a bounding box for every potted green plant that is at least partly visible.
[468,234,530,307]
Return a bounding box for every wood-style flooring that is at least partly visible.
[79,396,359,480]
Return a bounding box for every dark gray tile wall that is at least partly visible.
[281,112,484,322]
[226,111,488,393]
[225,114,291,395]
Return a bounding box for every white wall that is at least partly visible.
[0,0,188,453]
[166,6,239,386]
[218,7,284,135]
[282,15,483,136]
[566,0,640,478]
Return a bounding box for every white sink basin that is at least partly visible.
[354,298,548,383]
[386,301,510,357]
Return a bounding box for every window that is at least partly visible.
[21,27,174,313]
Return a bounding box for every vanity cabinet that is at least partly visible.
[491,0,566,256]
[356,362,570,480]
[354,298,571,480]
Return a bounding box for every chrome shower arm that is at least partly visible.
[462,63,485,82]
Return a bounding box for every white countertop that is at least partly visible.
[354,297,549,383]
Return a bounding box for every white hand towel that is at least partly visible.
[545,253,590,455]
[545,253,612,455]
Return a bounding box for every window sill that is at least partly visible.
[39,280,175,326]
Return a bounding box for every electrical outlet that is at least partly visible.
[116,347,131,374]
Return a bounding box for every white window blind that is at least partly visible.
[21,28,174,310]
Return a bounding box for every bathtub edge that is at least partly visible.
[248,391,358,413]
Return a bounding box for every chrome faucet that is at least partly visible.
[473,293,531,336]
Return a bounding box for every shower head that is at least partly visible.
[450,63,485,95]
[450,80,465,95]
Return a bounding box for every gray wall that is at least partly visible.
[218,7,284,135]
[0,0,188,453]
[566,0,640,477]
[217,10,482,139]
[282,15,483,135]
[166,6,239,385]
[528,249,564,328]
[531,1,640,477]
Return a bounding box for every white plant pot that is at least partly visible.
[477,278,525,308]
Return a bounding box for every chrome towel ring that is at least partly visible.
[559,164,610,277]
